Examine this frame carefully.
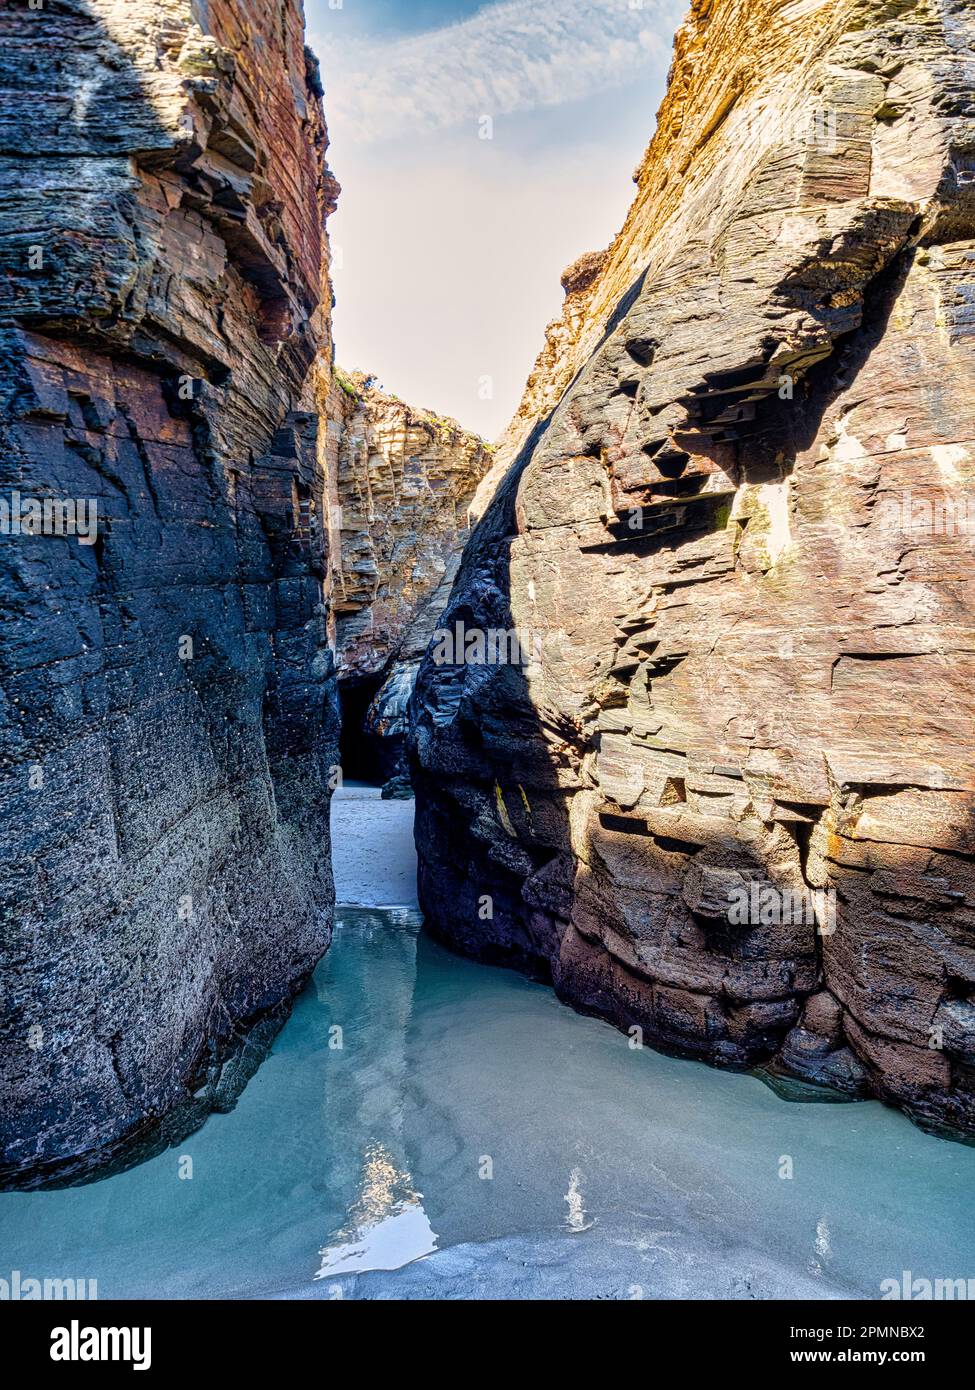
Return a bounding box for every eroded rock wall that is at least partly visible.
[323,370,491,787]
[0,0,339,1185]
[412,0,975,1137]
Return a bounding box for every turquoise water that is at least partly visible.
[2,907,974,1300]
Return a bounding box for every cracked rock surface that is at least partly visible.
[411,0,975,1138]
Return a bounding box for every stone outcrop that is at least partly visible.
[412,0,975,1138]
[322,369,491,789]
[0,0,339,1186]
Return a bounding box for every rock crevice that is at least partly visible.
[322,369,492,790]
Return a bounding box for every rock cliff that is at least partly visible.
[322,369,491,790]
[0,0,339,1186]
[412,0,975,1138]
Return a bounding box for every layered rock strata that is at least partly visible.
[0,0,339,1186]
[322,370,491,788]
[412,0,975,1137]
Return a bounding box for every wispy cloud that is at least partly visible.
[314,0,683,144]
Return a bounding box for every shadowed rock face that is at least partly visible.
[0,0,339,1186]
[412,0,975,1138]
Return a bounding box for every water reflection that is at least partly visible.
[315,1141,437,1278]
[314,908,432,1280]
[563,1168,595,1233]
[1,909,974,1299]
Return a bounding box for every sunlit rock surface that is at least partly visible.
[0,0,339,1186]
[412,0,975,1137]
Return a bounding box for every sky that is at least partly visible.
[305,0,687,440]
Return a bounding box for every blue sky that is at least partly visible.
[305,0,685,438]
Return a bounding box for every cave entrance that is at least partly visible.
[338,673,387,786]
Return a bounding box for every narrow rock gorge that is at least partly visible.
[411,0,975,1139]
[5,0,975,1315]
[0,0,339,1186]
[321,369,491,792]
[4,0,975,1226]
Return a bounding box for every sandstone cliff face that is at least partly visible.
[0,0,338,1185]
[322,370,491,786]
[412,0,975,1137]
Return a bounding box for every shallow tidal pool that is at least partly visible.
[2,907,974,1300]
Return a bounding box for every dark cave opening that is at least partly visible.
[338,673,388,786]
